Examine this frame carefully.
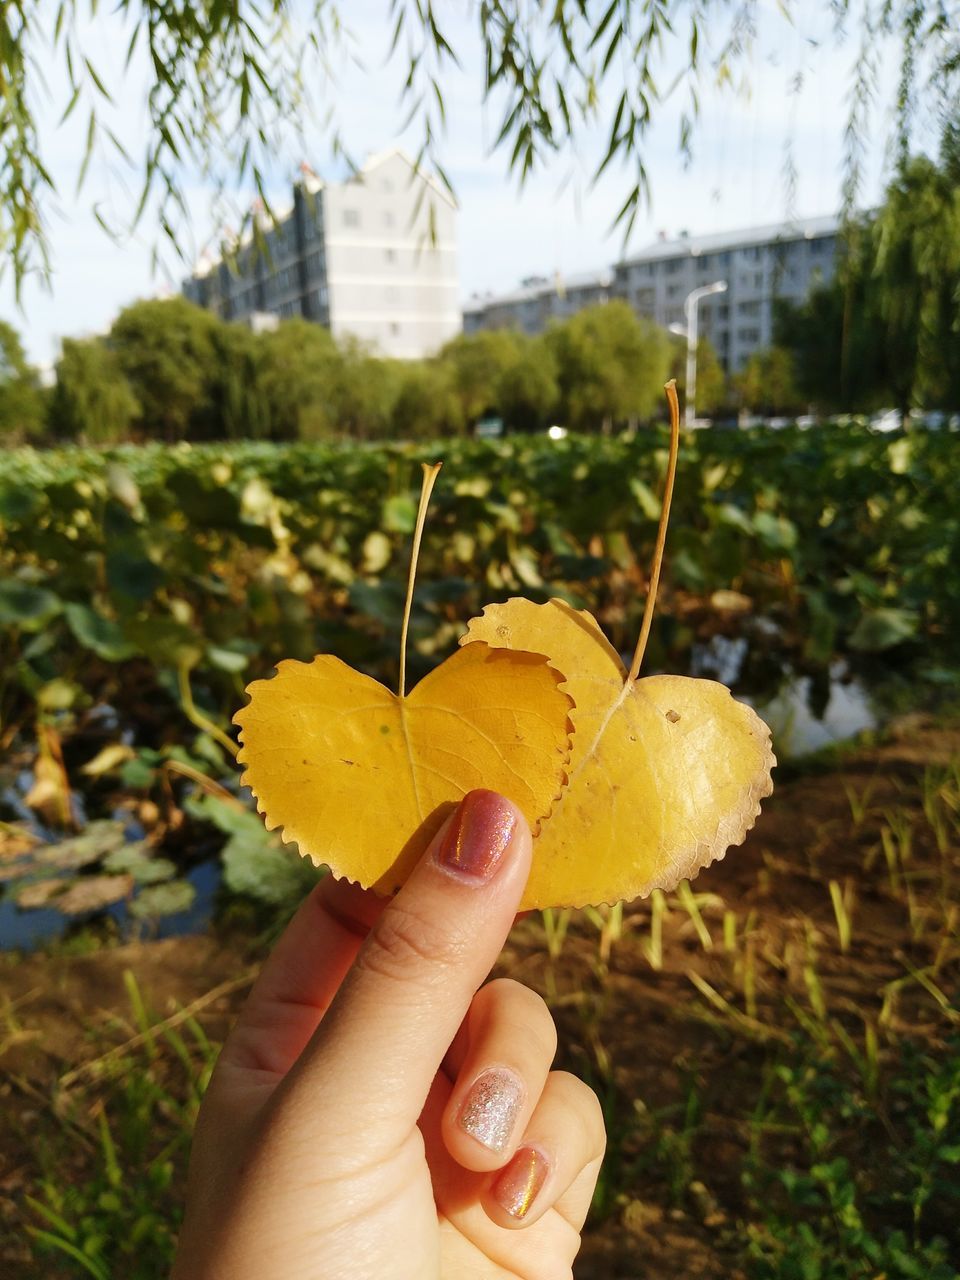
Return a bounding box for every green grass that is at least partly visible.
[23,974,216,1279]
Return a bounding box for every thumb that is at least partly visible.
[277,789,531,1149]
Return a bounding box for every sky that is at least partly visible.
[1,1,904,366]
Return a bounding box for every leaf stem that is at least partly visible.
[627,380,680,684]
[399,462,443,699]
[177,661,239,759]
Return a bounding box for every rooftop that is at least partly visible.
[464,268,613,312]
[185,148,451,280]
[619,214,841,265]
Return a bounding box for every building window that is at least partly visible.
[383,211,395,228]
[385,248,396,263]
[389,322,401,336]
[343,209,360,228]
[666,258,683,274]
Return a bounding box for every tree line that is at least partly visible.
[0,294,776,444]
[1,299,713,444]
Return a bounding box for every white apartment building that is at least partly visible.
[615,217,839,370]
[182,150,460,359]
[463,216,840,371]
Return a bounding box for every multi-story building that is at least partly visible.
[182,149,459,360]
[463,269,613,336]
[463,216,839,370]
[614,216,839,370]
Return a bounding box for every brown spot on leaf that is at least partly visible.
[666,710,681,724]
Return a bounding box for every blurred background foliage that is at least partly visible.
[1,424,955,777]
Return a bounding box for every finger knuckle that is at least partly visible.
[475,980,558,1067]
[552,1072,607,1156]
[357,900,465,986]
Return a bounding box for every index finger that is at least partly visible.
[217,876,386,1083]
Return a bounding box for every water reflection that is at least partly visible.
[691,635,877,759]
[747,669,876,758]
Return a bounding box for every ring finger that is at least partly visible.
[441,978,557,1172]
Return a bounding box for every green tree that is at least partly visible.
[256,319,340,441]
[497,334,559,432]
[734,347,803,416]
[438,331,522,428]
[546,301,670,432]
[669,336,726,417]
[210,322,269,441]
[0,320,44,440]
[872,155,960,412]
[329,338,399,441]
[108,297,220,440]
[776,138,960,414]
[49,337,139,442]
[774,258,888,414]
[390,360,464,439]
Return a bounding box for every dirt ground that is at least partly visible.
[2,714,958,1278]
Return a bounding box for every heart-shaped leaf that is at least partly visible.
[235,639,572,897]
[462,596,775,907]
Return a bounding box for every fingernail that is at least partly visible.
[492,1146,550,1220]
[458,1067,524,1152]
[434,790,517,883]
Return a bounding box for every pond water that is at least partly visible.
[0,652,881,954]
[749,671,876,757]
[0,858,221,953]
[690,635,878,758]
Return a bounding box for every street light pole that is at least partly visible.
[681,280,727,427]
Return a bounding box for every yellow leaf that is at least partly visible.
[234,641,572,896]
[81,743,135,777]
[461,596,775,908]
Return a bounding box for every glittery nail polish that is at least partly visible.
[434,790,517,883]
[493,1146,550,1220]
[458,1067,524,1152]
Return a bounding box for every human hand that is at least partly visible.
[172,789,605,1280]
